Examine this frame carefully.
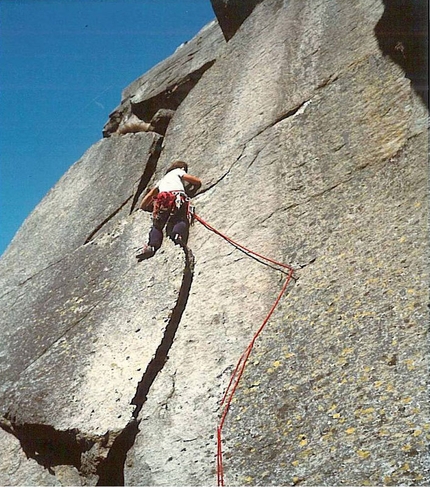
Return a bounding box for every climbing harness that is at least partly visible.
[153,190,186,214]
[194,213,295,487]
[153,191,194,224]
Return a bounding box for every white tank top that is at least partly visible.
[157,168,186,193]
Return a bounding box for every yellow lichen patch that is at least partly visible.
[298,448,313,458]
[321,431,333,441]
[341,347,354,356]
[401,463,411,472]
[373,380,383,388]
[345,427,356,435]
[244,476,253,483]
[273,360,282,368]
[337,356,348,366]
[398,236,407,243]
[412,429,422,437]
[354,407,375,417]
[402,443,412,452]
[291,460,299,467]
[378,428,389,437]
[405,359,416,371]
[401,396,412,404]
[332,413,341,419]
[285,352,295,359]
[366,277,380,285]
[356,449,371,459]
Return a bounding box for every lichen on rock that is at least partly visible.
[0,0,428,486]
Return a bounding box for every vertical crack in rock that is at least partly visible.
[95,247,195,486]
[95,420,140,487]
[129,136,163,213]
[130,247,195,419]
[84,136,163,244]
[375,0,428,107]
[0,248,195,486]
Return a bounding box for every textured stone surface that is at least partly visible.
[226,133,429,486]
[0,0,428,485]
[1,213,184,431]
[0,132,161,290]
[124,0,429,485]
[0,210,190,485]
[103,20,225,136]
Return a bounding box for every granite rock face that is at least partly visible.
[0,133,162,290]
[0,0,428,486]
[102,20,226,137]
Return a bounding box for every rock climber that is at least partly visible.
[136,161,202,261]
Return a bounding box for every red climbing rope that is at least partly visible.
[194,213,295,486]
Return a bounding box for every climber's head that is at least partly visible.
[165,160,188,174]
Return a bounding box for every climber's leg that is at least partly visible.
[167,205,189,246]
[136,208,169,261]
[148,226,163,249]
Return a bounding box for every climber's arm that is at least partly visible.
[182,173,202,195]
[139,187,159,212]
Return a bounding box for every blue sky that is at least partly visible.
[0,0,215,256]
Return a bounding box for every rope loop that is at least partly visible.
[194,213,295,486]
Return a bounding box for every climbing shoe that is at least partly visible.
[172,234,185,247]
[136,245,156,261]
